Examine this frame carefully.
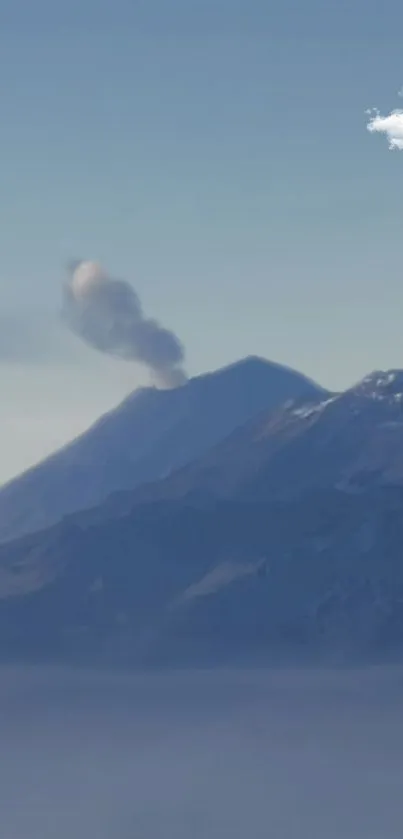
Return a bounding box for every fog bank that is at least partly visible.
[0,667,402,838]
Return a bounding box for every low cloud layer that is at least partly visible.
[62,261,187,388]
[1,667,403,839]
[367,107,403,150]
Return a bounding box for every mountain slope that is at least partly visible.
[0,487,403,663]
[0,356,324,543]
[118,368,403,509]
[2,368,403,665]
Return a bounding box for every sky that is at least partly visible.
[0,0,403,482]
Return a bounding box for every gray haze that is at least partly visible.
[0,667,402,838]
[63,260,187,388]
[0,310,81,364]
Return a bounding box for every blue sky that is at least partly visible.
[0,0,403,480]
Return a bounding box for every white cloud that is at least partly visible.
[367,108,403,150]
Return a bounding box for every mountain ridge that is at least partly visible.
[0,356,324,543]
[1,364,403,665]
[77,366,403,517]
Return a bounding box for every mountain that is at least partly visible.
[1,369,403,664]
[79,368,403,516]
[0,486,403,664]
[0,356,324,543]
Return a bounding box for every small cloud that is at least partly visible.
[367,108,403,150]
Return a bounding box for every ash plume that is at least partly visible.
[62,260,187,388]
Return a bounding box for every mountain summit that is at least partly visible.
[117,367,403,508]
[0,356,324,542]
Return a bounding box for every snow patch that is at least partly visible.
[292,395,338,419]
[356,370,403,401]
[176,558,267,604]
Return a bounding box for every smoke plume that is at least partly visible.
[62,261,187,388]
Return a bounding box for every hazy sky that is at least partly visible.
[0,0,403,482]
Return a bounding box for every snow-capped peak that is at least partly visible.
[352,370,403,402]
